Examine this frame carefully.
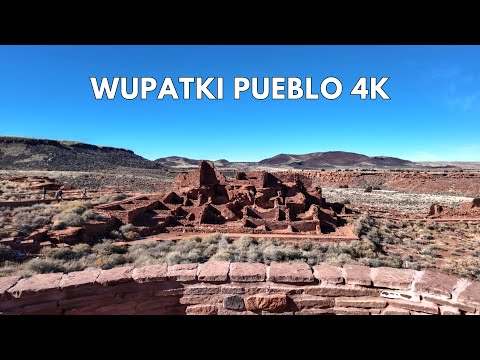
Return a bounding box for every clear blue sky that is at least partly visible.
[0,45,479,162]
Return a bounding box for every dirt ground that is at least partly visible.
[323,187,473,214]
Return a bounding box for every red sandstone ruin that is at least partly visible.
[96,161,349,237]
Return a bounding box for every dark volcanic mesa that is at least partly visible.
[156,151,414,169]
[0,136,163,171]
[257,151,413,168]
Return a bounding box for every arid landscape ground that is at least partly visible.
[1,137,479,287]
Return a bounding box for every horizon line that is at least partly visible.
[1,134,479,163]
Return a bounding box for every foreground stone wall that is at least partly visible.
[1,262,479,315]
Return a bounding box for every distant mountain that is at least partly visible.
[0,136,425,172]
[0,136,162,171]
[156,151,413,169]
[258,151,413,168]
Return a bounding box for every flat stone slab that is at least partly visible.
[132,264,168,283]
[371,267,416,290]
[8,273,63,298]
[186,304,218,315]
[289,295,334,309]
[304,284,379,297]
[343,264,372,286]
[230,263,266,282]
[440,305,461,315]
[184,284,221,295]
[268,262,314,283]
[457,282,480,307]
[0,276,21,297]
[96,266,134,286]
[60,269,101,289]
[381,306,410,315]
[414,270,459,299]
[388,299,439,315]
[295,308,335,315]
[333,307,370,315]
[168,263,198,282]
[312,265,344,284]
[335,296,387,309]
[197,261,230,282]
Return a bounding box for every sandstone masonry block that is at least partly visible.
[335,296,387,309]
[381,306,410,315]
[217,309,257,315]
[60,269,101,289]
[221,285,246,294]
[312,265,344,284]
[230,263,266,282]
[371,267,416,290]
[8,273,63,298]
[303,284,379,297]
[268,262,314,283]
[440,305,461,315]
[422,295,475,313]
[184,284,221,295]
[414,270,458,299]
[388,299,439,315]
[295,308,335,315]
[0,276,21,297]
[289,295,334,309]
[132,264,168,283]
[245,294,288,312]
[197,261,230,282]
[457,282,480,307]
[410,311,432,315]
[96,266,134,286]
[180,295,222,305]
[343,264,372,286]
[186,304,218,315]
[333,307,370,315]
[168,263,198,282]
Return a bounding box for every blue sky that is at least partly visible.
[0,45,479,162]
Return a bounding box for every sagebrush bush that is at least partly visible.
[52,212,85,230]
[119,224,136,233]
[21,258,65,276]
[123,231,140,241]
[92,194,127,205]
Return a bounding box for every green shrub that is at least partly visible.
[82,210,104,222]
[365,186,373,193]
